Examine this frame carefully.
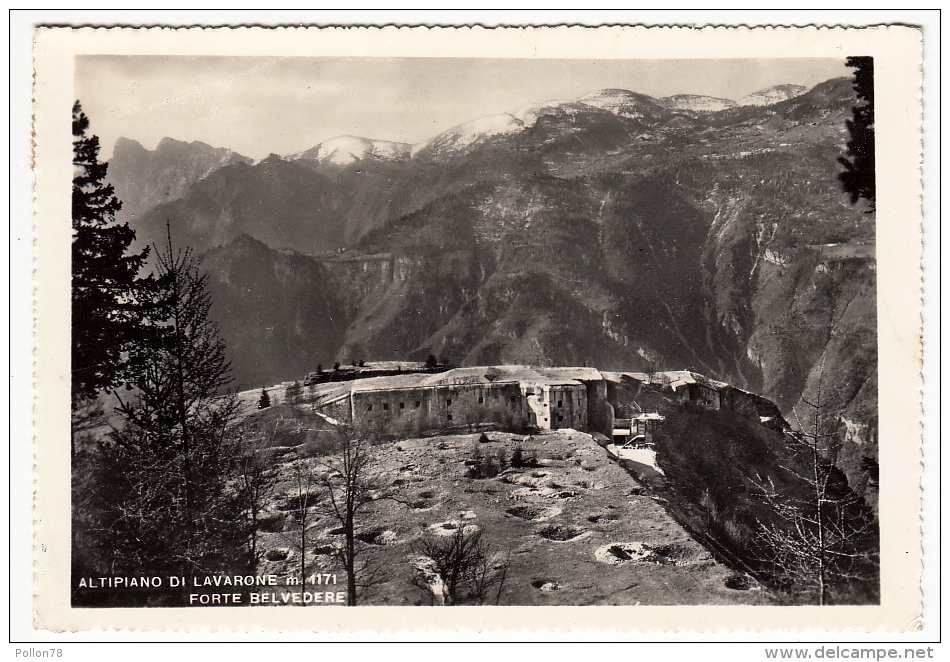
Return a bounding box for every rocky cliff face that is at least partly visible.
[108,137,251,221]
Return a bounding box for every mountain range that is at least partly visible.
[106,78,877,506]
[109,136,252,219]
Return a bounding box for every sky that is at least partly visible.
[76,56,850,161]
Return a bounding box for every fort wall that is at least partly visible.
[349,381,529,438]
[521,383,587,431]
[313,367,787,441]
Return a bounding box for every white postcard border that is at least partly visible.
[31,24,924,634]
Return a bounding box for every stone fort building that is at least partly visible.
[312,365,784,440]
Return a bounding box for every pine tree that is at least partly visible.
[101,226,247,579]
[838,56,875,211]
[258,388,271,409]
[71,101,150,404]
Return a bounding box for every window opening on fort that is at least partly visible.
[400,402,405,409]
[447,399,452,406]
[447,414,453,421]
[366,404,372,412]
[478,396,484,403]
[383,403,389,411]
[415,401,421,408]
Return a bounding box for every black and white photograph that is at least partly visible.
[68,53,881,608]
[24,22,927,636]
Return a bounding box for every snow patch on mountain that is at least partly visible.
[412,113,527,157]
[293,136,411,165]
[661,94,738,112]
[512,100,582,125]
[576,89,649,119]
[395,82,812,159]
[739,84,807,107]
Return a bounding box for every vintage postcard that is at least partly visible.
[31,24,924,634]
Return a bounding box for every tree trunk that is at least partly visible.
[345,518,357,606]
[300,511,308,603]
[814,441,827,606]
[249,501,258,564]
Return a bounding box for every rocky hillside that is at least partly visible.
[200,235,347,390]
[113,77,877,503]
[108,137,251,220]
[238,407,774,607]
